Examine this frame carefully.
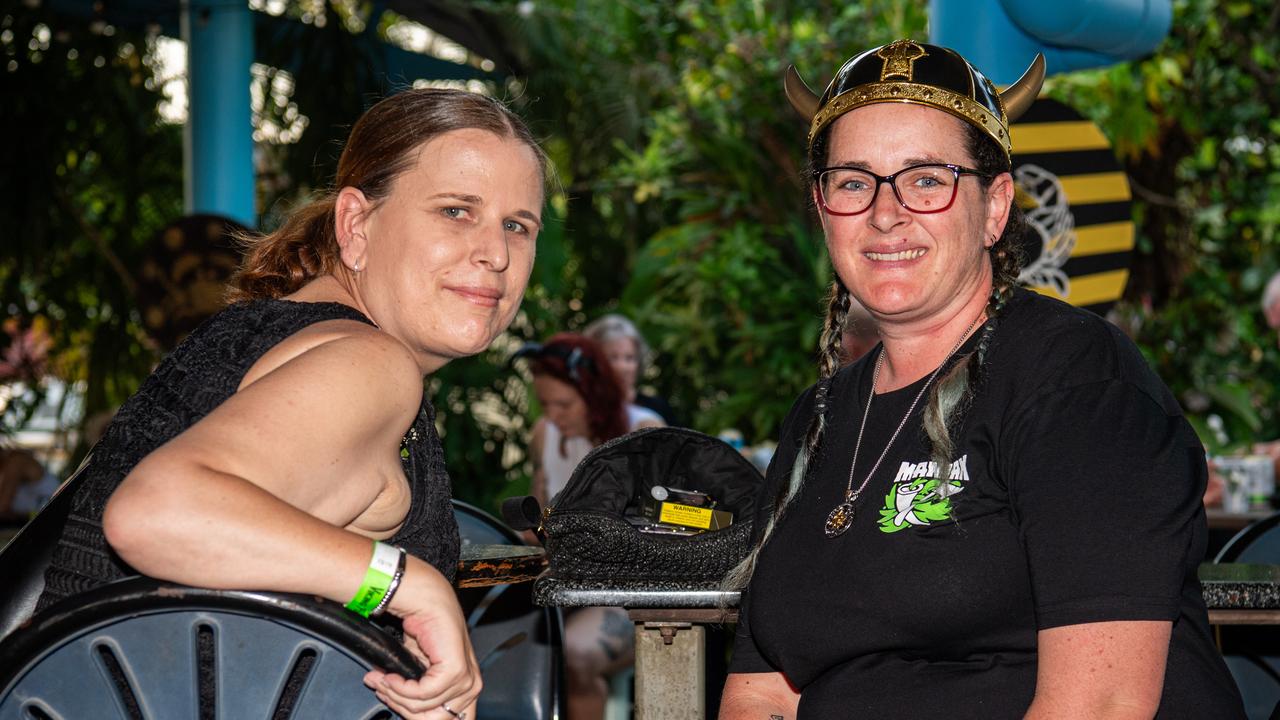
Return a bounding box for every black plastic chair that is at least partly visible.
[0,461,560,719]
[0,577,419,719]
[0,447,421,719]
[1216,510,1280,563]
[1214,510,1280,719]
[0,450,90,644]
[453,500,564,720]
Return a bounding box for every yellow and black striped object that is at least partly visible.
[1010,98,1132,316]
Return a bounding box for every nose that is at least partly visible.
[472,221,511,272]
[868,178,909,234]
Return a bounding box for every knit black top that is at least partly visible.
[38,299,460,610]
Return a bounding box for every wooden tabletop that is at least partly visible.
[455,544,546,588]
[1205,507,1275,531]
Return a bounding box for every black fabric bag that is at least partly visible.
[535,427,764,583]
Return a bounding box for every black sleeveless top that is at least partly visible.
[38,299,461,610]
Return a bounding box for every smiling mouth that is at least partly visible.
[865,248,927,262]
[449,287,502,307]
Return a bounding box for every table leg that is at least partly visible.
[633,621,705,720]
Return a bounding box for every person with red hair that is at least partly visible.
[525,333,663,506]
[521,332,662,719]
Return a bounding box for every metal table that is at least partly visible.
[455,543,545,588]
[535,563,1280,719]
[1205,508,1275,531]
[1201,563,1280,625]
[535,577,736,720]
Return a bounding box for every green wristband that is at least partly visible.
[346,540,398,618]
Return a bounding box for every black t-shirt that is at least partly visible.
[729,289,1244,719]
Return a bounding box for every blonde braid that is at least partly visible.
[722,279,851,592]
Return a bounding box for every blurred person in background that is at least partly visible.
[1204,270,1280,509]
[0,447,58,522]
[839,297,880,365]
[29,88,549,720]
[584,313,680,426]
[1241,270,1280,487]
[519,333,663,720]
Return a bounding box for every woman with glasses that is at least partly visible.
[520,333,663,720]
[719,41,1244,719]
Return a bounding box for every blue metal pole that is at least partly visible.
[181,0,256,228]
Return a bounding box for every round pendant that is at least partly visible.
[824,501,856,538]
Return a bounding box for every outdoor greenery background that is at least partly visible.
[3,0,1279,515]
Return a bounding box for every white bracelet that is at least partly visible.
[370,545,407,617]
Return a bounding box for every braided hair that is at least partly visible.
[922,123,1025,480]
[723,121,1024,592]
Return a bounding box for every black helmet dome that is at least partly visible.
[785,39,1045,159]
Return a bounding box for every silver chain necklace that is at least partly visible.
[823,312,983,538]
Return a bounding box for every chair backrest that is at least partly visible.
[0,577,420,718]
[455,499,524,545]
[1214,512,1280,718]
[453,499,564,720]
[0,487,562,718]
[1215,510,1280,563]
[0,450,96,643]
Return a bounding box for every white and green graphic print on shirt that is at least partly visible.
[878,456,969,533]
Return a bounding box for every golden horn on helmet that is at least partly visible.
[784,65,820,120]
[999,53,1045,122]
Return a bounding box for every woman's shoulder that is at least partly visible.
[995,288,1176,410]
[206,297,373,335]
[773,357,868,446]
[231,304,422,411]
[626,403,664,429]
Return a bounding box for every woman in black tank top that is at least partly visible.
[36,88,550,720]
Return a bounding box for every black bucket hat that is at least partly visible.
[785,39,1045,159]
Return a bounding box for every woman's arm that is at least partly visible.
[102,326,479,717]
[1024,620,1169,719]
[104,327,423,584]
[719,672,800,719]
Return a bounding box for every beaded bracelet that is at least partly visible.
[370,545,408,617]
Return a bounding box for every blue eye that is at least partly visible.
[504,220,529,234]
[442,207,466,219]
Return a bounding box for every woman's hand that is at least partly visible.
[364,558,482,719]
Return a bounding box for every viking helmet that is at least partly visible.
[785,39,1045,159]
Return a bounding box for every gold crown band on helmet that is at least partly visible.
[808,82,1009,154]
[785,41,1045,160]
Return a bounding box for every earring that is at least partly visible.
[353,261,360,272]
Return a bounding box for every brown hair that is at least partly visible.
[228,89,548,302]
[529,334,629,446]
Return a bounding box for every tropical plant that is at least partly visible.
[9,0,1280,514]
[495,0,929,445]
[1048,0,1280,452]
[1,6,182,448]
